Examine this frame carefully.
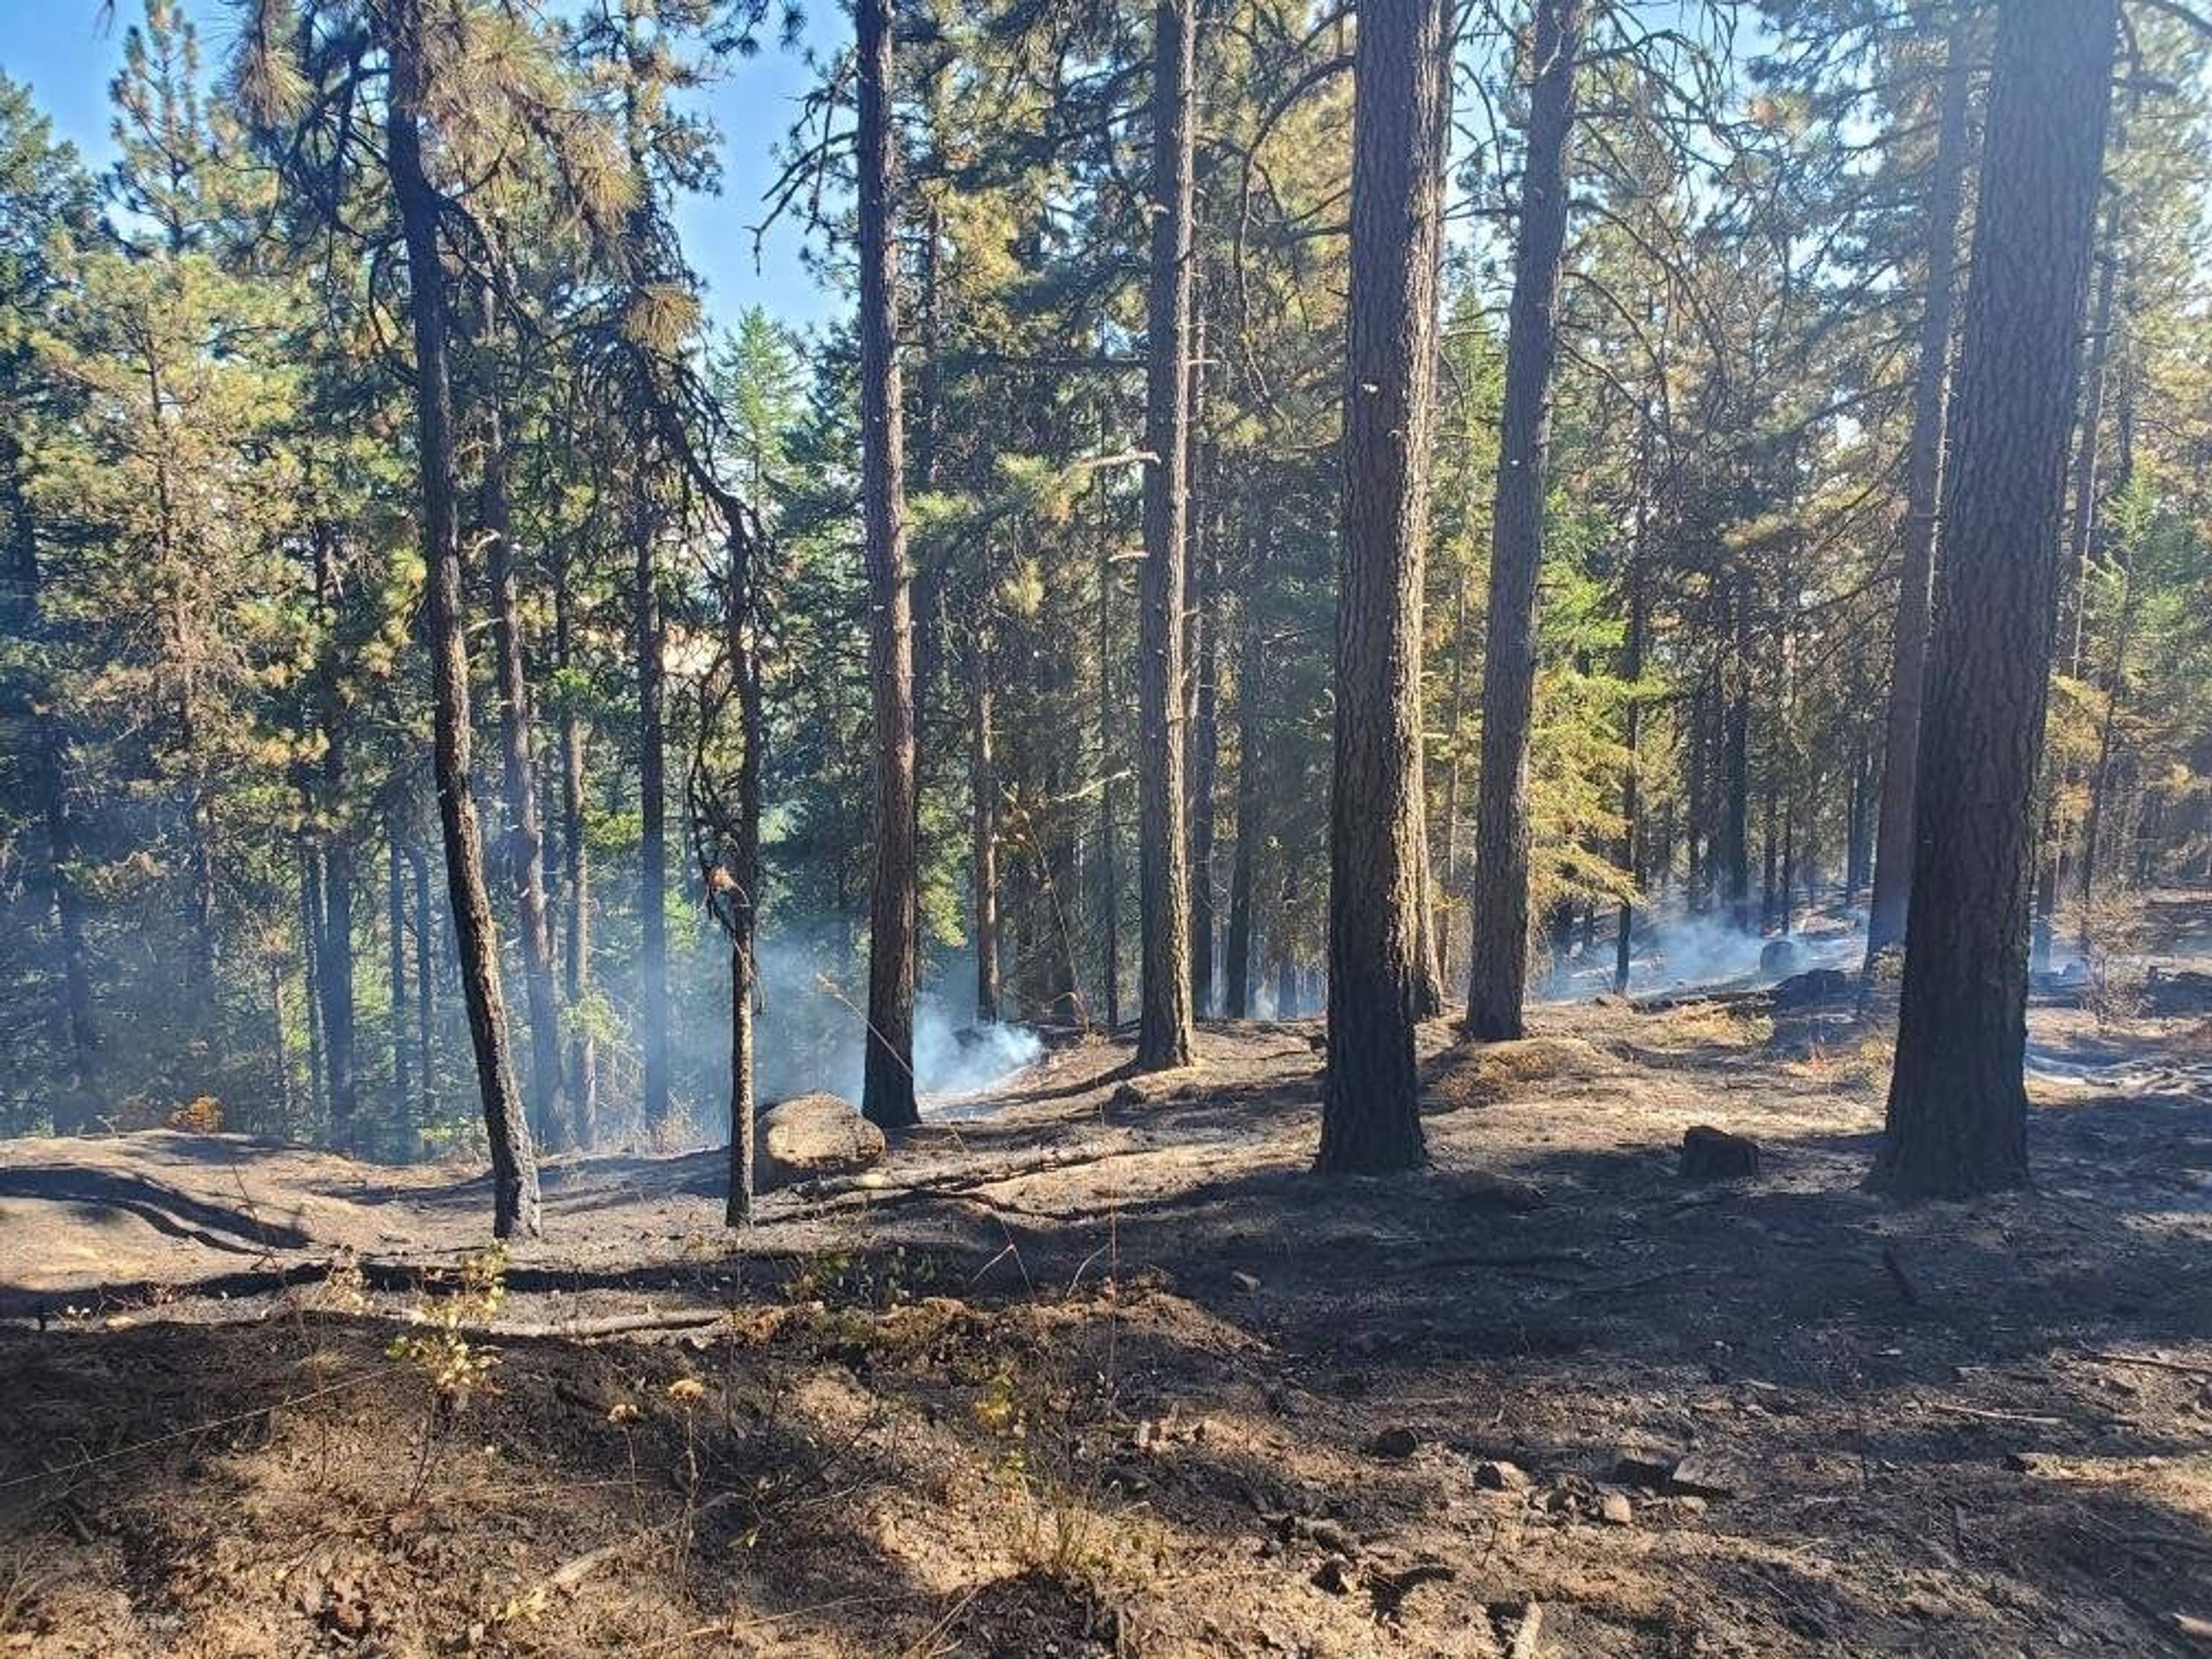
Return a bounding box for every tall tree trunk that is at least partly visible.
[310,528,357,1146]
[635,484,671,1134]
[1135,0,1199,1073]
[1225,565,1263,1021]
[2063,210,2124,680]
[410,843,435,1149]
[43,734,99,1132]
[1439,569,1471,990]
[1463,0,1582,1040]
[388,821,411,1158]
[858,0,920,1127]
[270,956,294,1135]
[1189,479,1221,1021]
[1873,0,2116,1199]
[1098,472,1122,1031]
[3,437,99,1130]
[1722,645,1752,934]
[384,0,539,1236]
[479,361,566,1150]
[555,560,597,1146]
[1317,0,1450,1174]
[300,838,327,1124]
[971,619,1001,1025]
[1865,7,1974,957]
[1615,505,1647,995]
[721,536,765,1227]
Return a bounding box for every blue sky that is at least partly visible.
[0,0,845,332]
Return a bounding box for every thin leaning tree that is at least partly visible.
[1318,0,1455,1174]
[1871,0,2119,1198]
[1463,0,1584,1043]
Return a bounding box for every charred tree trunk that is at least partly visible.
[385,0,539,1236]
[3,438,99,1130]
[858,0,920,1127]
[1317,0,1451,1174]
[1135,0,1199,1073]
[971,619,1001,1025]
[300,838,327,1124]
[387,821,411,1158]
[1097,475,1122,1032]
[1190,481,1222,1020]
[1865,6,1972,958]
[410,843,436,1145]
[478,358,566,1151]
[1873,0,2116,1199]
[1225,543,1265,1021]
[722,540,766,1227]
[1615,516,1647,995]
[1438,570,1471,990]
[555,560,596,1146]
[308,526,357,1145]
[1464,0,1582,1041]
[635,484,671,1135]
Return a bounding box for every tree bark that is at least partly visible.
[1317,0,1452,1174]
[1135,0,1199,1073]
[1873,0,2116,1200]
[555,559,597,1146]
[634,482,670,1134]
[387,820,411,1157]
[478,353,566,1151]
[971,617,1001,1025]
[724,537,764,1227]
[1614,497,1647,995]
[1865,6,1972,958]
[1225,567,1263,1021]
[1463,0,1582,1040]
[308,528,357,1146]
[858,0,920,1128]
[384,0,539,1236]
[410,842,435,1153]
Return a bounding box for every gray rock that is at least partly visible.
[757,1092,887,1191]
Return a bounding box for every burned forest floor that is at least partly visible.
[8,921,2212,1654]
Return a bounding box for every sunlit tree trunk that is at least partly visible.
[1874,0,2116,1199]
[1865,7,1973,958]
[1318,0,1452,1173]
[478,352,566,1152]
[1464,0,1582,1040]
[858,0,920,1127]
[1135,0,1199,1073]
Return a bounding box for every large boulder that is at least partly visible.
[757,1092,886,1192]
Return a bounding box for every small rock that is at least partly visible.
[1759,937,1801,976]
[1312,1556,1355,1596]
[1613,1448,1677,1489]
[1109,1080,1145,1107]
[1666,1455,1743,1500]
[1679,1124,1761,1180]
[1673,1494,1708,1517]
[1369,1426,1421,1460]
[1474,1459,1531,1493]
[1230,1270,1262,1293]
[1599,1491,1635,1527]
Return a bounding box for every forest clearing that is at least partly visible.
[6,902,2212,1654]
[5,0,2212,1651]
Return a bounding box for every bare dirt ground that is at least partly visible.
[6,914,2212,1655]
